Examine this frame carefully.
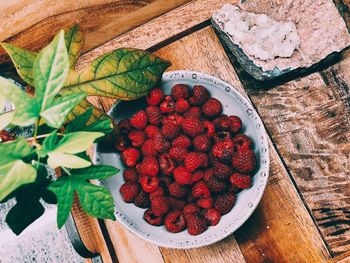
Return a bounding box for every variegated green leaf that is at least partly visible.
[47,152,91,169]
[0,111,14,130]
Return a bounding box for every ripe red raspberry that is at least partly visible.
[144,208,163,226]
[169,182,189,198]
[159,153,176,176]
[191,85,210,105]
[212,160,233,180]
[198,152,209,168]
[214,193,235,215]
[164,210,186,233]
[172,134,191,148]
[174,166,192,185]
[211,139,234,163]
[213,131,232,143]
[192,181,210,199]
[119,182,140,203]
[130,110,148,129]
[175,98,190,113]
[213,114,230,131]
[117,118,132,134]
[139,156,159,177]
[151,195,170,216]
[183,203,201,215]
[231,148,256,173]
[146,106,162,126]
[128,130,146,148]
[230,173,252,189]
[203,169,226,192]
[168,197,186,211]
[162,114,184,126]
[153,132,170,153]
[136,163,142,175]
[146,88,165,106]
[183,106,202,119]
[202,120,215,137]
[171,84,190,100]
[204,208,221,226]
[149,187,165,200]
[139,175,159,193]
[185,213,207,235]
[121,148,140,167]
[123,168,138,182]
[160,96,175,114]
[134,190,150,208]
[193,134,211,152]
[202,98,222,118]
[233,134,253,149]
[145,125,160,138]
[184,152,203,172]
[141,139,157,156]
[197,197,213,209]
[181,117,204,137]
[161,122,180,140]
[229,115,242,133]
[114,135,129,152]
[190,170,204,184]
[169,146,188,161]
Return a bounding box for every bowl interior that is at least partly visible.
[94,70,269,248]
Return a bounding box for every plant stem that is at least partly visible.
[27,133,64,143]
[61,166,71,176]
[33,118,40,143]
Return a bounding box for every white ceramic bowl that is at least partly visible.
[93,70,269,249]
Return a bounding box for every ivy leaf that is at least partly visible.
[64,24,84,69]
[48,165,118,228]
[65,107,94,133]
[0,42,37,86]
[62,48,170,100]
[0,137,33,166]
[47,152,91,169]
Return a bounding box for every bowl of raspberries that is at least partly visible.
[94,70,269,248]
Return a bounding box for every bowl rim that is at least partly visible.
[92,70,270,249]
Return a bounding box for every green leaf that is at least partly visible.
[85,118,113,134]
[64,24,84,68]
[54,131,104,154]
[47,152,91,169]
[65,99,108,125]
[65,107,93,132]
[62,48,170,100]
[0,137,33,166]
[0,111,14,130]
[0,160,37,201]
[0,42,37,86]
[73,165,119,180]
[40,92,86,128]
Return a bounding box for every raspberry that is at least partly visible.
[153,132,170,153]
[184,152,203,172]
[214,193,235,215]
[213,131,231,143]
[212,160,233,180]
[169,146,188,161]
[160,96,175,114]
[168,197,186,211]
[149,187,165,200]
[136,163,142,175]
[171,84,190,100]
[193,134,211,152]
[130,110,148,129]
[190,170,204,184]
[119,182,140,203]
[114,135,129,152]
[203,169,226,192]
[191,85,210,105]
[174,166,192,185]
[198,152,209,168]
[183,203,201,215]
[117,118,132,134]
[164,210,186,233]
[181,117,203,137]
[134,190,150,208]
[202,98,222,118]
[202,120,215,137]
[162,122,180,140]
[211,139,234,163]
[121,148,140,167]
[183,106,202,119]
[141,139,157,156]
[146,106,162,126]
[213,115,230,131]
[159,153,176,176]
[146,88,165,106]
[139,156,159,177]
[128,130,146,148]
[175,98,190,113]
[144,208,163,226]
[185,213,207,235]
[123,168,138,182]
[145,125,160,138]
[169,182,189,198]
[162,114,184,126]
[197,197,213,209]
[204,208,221,226]
[229,115,242,133]
[192,181,210,199]
[230,173,252,189]
[151,195,170,216]
[231,148,256,173]
[233,134,253,149]
[139,175,159,193]
[172,134,191,148]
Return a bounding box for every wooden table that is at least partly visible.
[1,0,350,262]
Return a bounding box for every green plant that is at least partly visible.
[0,26,170,234]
